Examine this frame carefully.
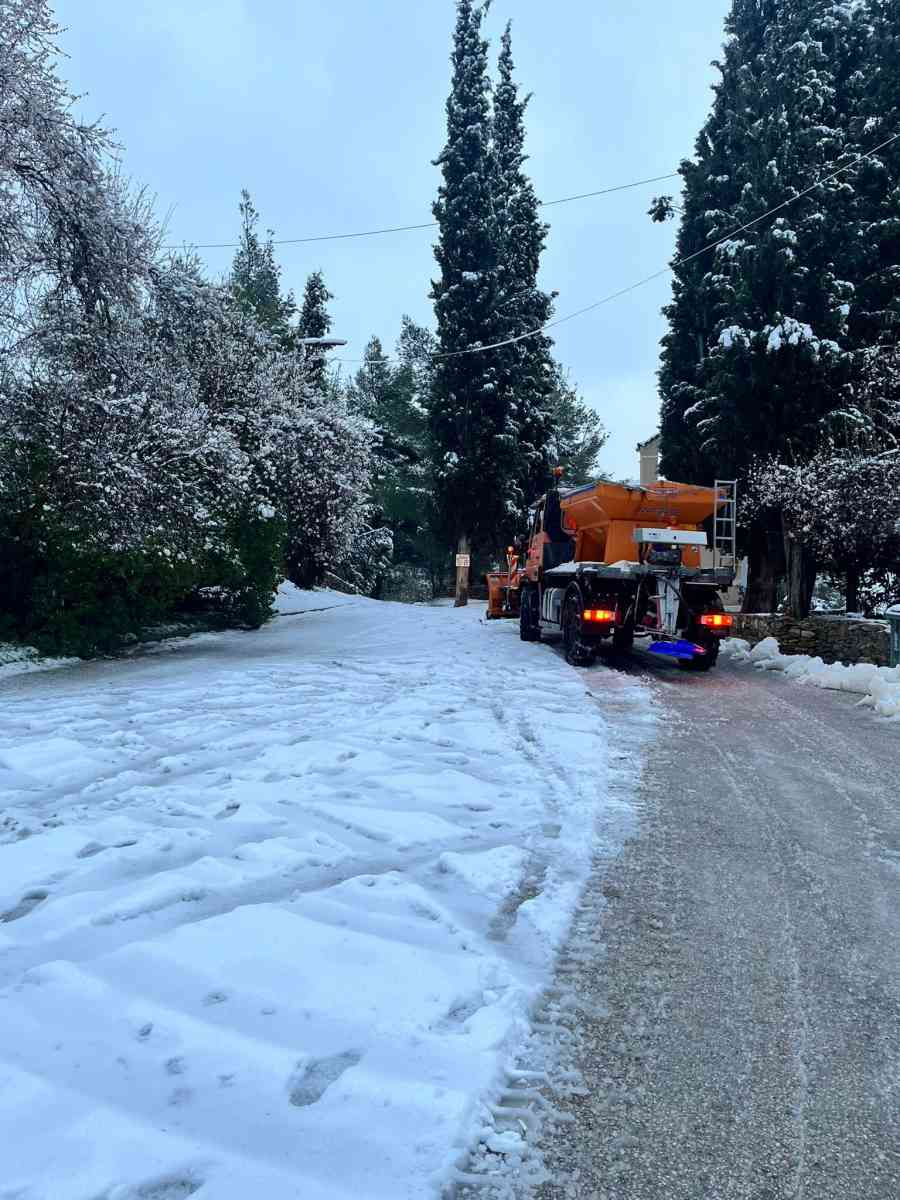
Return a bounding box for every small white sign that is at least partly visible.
[633,527,707,547]
[455,554,471,568]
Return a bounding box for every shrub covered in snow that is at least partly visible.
[744,449,900,616]
[0,2,377,653]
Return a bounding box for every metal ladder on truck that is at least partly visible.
[712,479,737,580]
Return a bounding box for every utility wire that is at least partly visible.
[163,171,679,250]
[431,128,900,360]
[330,129,898,368]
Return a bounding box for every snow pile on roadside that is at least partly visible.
[0,589,635,1200]
[722,636,900,718]
[0,643,80,681]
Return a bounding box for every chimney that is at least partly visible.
[637,434,661,486]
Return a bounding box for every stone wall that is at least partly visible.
[732,613,890,667]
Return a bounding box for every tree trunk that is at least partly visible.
[454,532,470,608]
[782,519,816,619]
[845,567,861,615]
[742,524,784,614]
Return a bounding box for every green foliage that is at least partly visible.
[345,322,442,583]
[297,270,334,340]
[546,368,607,484]
[16,542,199,658]
[0,498,282,656]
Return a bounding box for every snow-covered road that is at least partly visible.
[0,590,642,1200]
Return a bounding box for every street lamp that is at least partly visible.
[297,336,348,360]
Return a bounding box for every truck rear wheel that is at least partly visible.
[563,596,596,667]
[678,642,719,672]
[519,586,540,642]
[612,618,635,653]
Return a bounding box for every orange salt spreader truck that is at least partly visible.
[486,471,737,671]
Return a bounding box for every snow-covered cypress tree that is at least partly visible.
[229,190,295,342]
[654,0,773,486]
[852,1,900,357]
[492,22,556,514]
[430,0,509,605]
[654,0,869,612]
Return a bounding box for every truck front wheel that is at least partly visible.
[519,586,540,642]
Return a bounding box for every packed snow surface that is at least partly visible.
[722,635,900,719]
[0,587,624,1199]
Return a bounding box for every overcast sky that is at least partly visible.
[55,0,731,479]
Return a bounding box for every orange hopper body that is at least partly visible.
[559,480,723,570]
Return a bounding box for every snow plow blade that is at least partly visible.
[486,571,520,619]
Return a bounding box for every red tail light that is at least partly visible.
[700,613,733,628]
[583,609,615,623]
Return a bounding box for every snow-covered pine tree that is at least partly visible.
[297,269,333,339]
[344,331,436,589]
[296,269,335,389]
[229,190,295,342]
[430,0,509,605]
[491,22,556,515]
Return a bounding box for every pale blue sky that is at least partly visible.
[55,0,731,478]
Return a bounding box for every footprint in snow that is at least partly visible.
[1,889,49,923]
[77,841,106,859]
[117,1174,203,1200]
[203,990,230,1006]
[288,1050,362,1108]
[215,802,240,820]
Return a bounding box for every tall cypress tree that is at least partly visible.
[853,1,900,357]
[430,0,509,605]
[654,0,867,611]
[492,22,556,513]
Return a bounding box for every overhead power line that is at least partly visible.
[163,171,679,250]
[330,128,899,368]
[431,128,900,360]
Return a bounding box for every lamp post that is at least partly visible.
[297,336,347,389]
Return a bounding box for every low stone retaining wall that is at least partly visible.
[732,613,890,667]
